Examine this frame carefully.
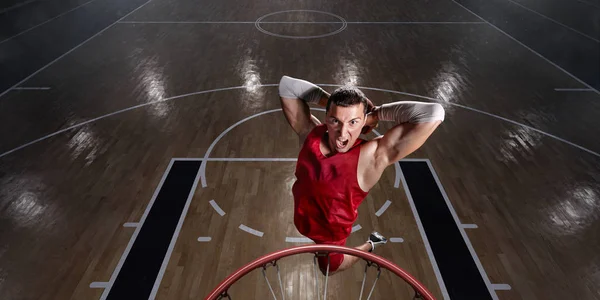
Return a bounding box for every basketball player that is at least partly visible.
[279,76,445,275]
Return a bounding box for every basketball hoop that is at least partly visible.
[205,245,436,300]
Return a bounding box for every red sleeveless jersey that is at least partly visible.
[292,124,369,242]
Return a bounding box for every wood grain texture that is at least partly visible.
[1,0,600,299]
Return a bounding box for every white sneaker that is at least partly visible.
[367,232,387,252]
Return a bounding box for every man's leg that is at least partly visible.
[329,242,371,274]
[316,239,348,275]
[318,232,388,275]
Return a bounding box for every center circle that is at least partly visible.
[255,10,347,39]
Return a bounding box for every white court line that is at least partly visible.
[554,88,595,92]
[351,224,362,233]
[424,159,498,300]
[285,237,313,243]
[200,108,281,187]
[460,224,479,229]
[375,200,392,217]
[99,159,175,300]
[119,20,485,24]
[200,108,325,187]
[506,0,598,42]
[575,0,600,9]
[122,222,139,228]
[319,83,440,101]
[390,237,404,243]
[398,165,450,300]
[239,224,264,237]
[393,162,401,188]
[0,85,270,159]
[11,87,51,90]
[450,101,600,158]
[148,161,202,299]
[400,158,429,162]
[0,0,98,45]
[3,84,600,160]
[492,283,512,290]
[169,157,203,161]
[0,0,152,100]
[197,237,212,242]
[347,21,485,24]
[209,200,226,216]
[119,21,255,23]
[0,0,38,14]
[451,0,600,97]
[89,282,109,288]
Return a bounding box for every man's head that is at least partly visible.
[325,86,369,153]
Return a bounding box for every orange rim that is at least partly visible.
[204,244,436,300]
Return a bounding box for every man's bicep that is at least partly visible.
[280,97,315,136]
[375,122,441,166]
[298,116,320,146]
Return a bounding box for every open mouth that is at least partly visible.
[335,138,349,149]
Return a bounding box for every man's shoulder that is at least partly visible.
[299,123,324,145]
[359,138,386,168]
[359,137,382,155]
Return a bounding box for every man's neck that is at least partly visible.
[320,133,336,157]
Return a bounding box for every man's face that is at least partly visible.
[325,103,366,153]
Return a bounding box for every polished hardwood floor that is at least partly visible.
[1,0,599,299]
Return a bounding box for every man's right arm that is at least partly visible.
[278,76,329,139]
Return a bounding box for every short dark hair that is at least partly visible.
[326,86,368,114]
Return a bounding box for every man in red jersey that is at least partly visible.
[279,76,445,274]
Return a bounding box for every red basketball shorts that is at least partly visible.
[312,238,347,272]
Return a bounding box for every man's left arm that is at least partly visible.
[370,101,445,168]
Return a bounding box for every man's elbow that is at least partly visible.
[430,103,445,123]
[279,75,295,98]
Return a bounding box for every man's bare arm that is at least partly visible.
[372,101,445,169]
[278,76,329,138]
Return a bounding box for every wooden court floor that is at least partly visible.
[1,0,599,299]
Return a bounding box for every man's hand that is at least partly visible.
[361,99,379,135]
[365,98,376,113]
